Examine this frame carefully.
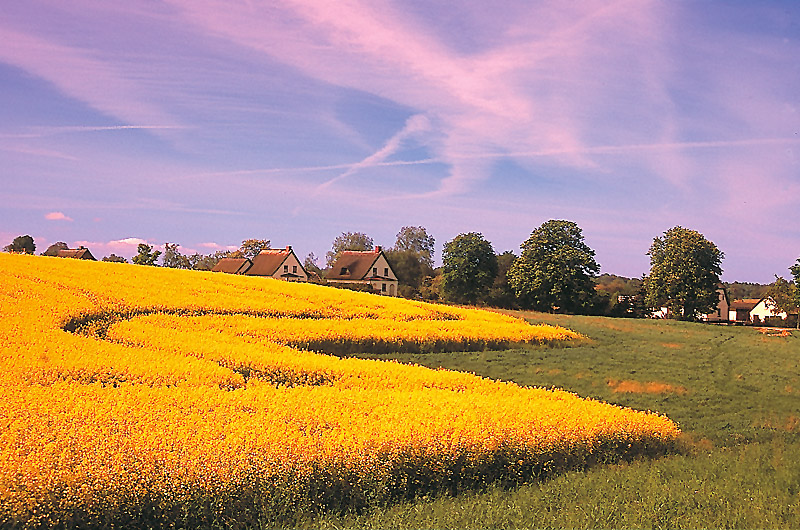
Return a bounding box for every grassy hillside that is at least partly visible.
[311,314,800,529]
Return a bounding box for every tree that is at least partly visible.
[644,226,724,320]
[102,254,128,263]
[508,220,600,313]
[325,232,374,267]
[304,252,322,277]
[485,251,518,309]
[392,226,435,268]
[132,243,161,266]
[790,258,800,329]
[441,232,498,304]
[42,242,68,256]
[385,249,434,298]
[4,235,35,254]
[161,243,192,269]
[238,239,271,260]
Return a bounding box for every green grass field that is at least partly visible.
[298,312,800,529]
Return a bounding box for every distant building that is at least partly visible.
[212,246,308,282]
[56,247,96,260]
[325,246,398,296]
[729,297,787,324]
[701,284,730,323]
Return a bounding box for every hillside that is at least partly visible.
[0,254,679,528]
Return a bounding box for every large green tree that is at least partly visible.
[325,232,374,267]
[238,239,271,260]
[508,220,599,313]
[4,235,35,254]
[392,226,435,268]
[644,226,724,320]
[790,258,800,329]
[441,232,497,304]
[486,251,518,309]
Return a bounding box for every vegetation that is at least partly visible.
[441,232,498,304]
[645,226,724,320]
[325,231,374,267]
[313,312,800,529]
[0,253,681,529]
[42,241,68,256]
[392,226,435,268]
[509,220,600,313]
[791,258,800,329]
[131,242,161,266]
[3,234,35,254]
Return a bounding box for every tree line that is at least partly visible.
[5,222,800,322]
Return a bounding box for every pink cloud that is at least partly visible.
[44,211,73,222]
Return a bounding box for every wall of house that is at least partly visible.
[272,252,308,282]
[750,298,787,322]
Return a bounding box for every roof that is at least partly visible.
[729,298,763,311]
[245,246,306,278]
[56,248,96,260]
[325,248,388,281]
[211,257,252,274]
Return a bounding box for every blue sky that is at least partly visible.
[2,0,799,282]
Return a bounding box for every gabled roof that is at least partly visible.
[325,248,390,281]
[245,246,306,278]
[211,257,252,274]
[56,248,96,260]
[729,298,763,311]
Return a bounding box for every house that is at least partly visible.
[325,246,398,296]
[729,299,761,323]
[56,247,96,260]
[729,297,786,324]
[748,297,787,323]
[701,284,730,323]
[213,246,308,282]
[246,246,308,281]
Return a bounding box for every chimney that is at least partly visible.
[375,246,382,253]
[285,245,292,251]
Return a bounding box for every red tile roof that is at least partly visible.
[325,249,384,281]
[56,248,96,260]
[211,258,252,274]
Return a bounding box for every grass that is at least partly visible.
[294,312,800,529]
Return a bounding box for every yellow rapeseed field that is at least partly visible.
[0,253,679,528]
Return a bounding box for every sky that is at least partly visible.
[2,0,799,283]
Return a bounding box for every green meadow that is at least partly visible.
[300,313,800,529]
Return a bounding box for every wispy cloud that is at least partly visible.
[0,25,179,128]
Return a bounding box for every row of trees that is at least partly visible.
[7,225,799,322]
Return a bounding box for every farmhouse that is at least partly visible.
[325,246,398,296]
[56,247,96,260]
[728,297,786,324]
[212,246,308,282]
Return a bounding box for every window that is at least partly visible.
[293,265,297,273]
[373,267,378,276]
[340,267,348,275]
[381,283,386,292]
[384,268,389,276]
[283,265,288,273]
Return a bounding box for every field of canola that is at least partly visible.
[0,253,680,528]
